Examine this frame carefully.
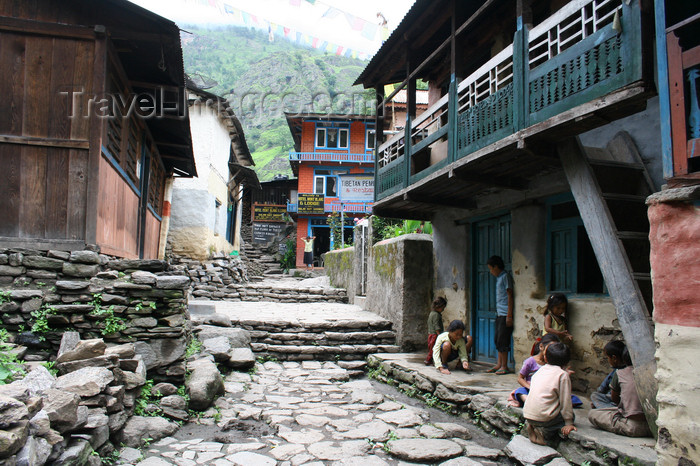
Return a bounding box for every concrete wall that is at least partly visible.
[648,187,700,464]
[432,210,469,326]
[324,247,355,301]
[366,234,433,351]
[168,189,233,260]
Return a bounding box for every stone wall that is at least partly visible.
[323,247,355,300]
[365,234,433,351]
[0,247,190,382]
[647,186,700,465]
[170,256,248,299]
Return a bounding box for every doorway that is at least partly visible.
[472,214,512,363]
[312,227,331,267]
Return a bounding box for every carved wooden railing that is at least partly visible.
[375,0,643,202]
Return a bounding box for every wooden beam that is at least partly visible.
[109,29,179,44]
[449,168,528,190]
[403,193,476,210]
[666,32,689,175]
[558,137,658,433]
[0,134,89,150]
[0,15,95,40]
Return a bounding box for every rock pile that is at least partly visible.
[0,332,183,465]
[183,313,256,411]
[169,256,249,300]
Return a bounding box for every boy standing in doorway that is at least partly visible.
[486,255,514,375]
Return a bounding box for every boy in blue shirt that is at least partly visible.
[486,255,514,375]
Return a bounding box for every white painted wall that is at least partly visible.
[169,94,235,257]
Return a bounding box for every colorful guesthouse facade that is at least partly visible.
[285,114,375,268]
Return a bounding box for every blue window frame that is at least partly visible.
[546,194,606,294]
[313,168,348,197]
[315,123,349,149]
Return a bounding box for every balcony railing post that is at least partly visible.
[513,16,530,132]
[448,74,458,164]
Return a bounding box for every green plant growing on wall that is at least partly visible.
[30,305,57,340]
[185,337,202,358]
[135,301,157,312]
[0,328,25,384]
[134,379,163,416]
[0,291,12,305]
[90,294,127,336]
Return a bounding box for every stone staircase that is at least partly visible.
[240,243,283,280]
[246,320,400,362]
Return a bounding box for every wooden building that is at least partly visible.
[357,0,663,428]
[285,113,375,268]
[0,0,196,259]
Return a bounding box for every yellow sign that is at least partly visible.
[298,194,325,215]
[253,204,287,222]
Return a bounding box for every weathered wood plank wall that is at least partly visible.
[0,28,93,244]
[96,156,139,259]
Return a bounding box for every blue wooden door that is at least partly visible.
[473,215,511,363]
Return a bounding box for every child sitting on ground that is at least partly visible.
[523,342,577,445]
[425,297,447,365]
[543,293,573,344]
[432,320,474,375]
[590,340,624,409]
[508,334,560,406]
[588,342,651,437]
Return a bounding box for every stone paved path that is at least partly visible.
[134,361,510,465]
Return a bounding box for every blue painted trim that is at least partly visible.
[101,146,141,196]
[654,0,674,178]
[147,204,162,222]
[313,124,351,151]
[544,193,608,296]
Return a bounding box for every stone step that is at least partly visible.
[251,342,401,362]
[263,269,284,275]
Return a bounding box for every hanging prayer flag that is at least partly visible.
[289,0,301,5]
[361,22,378,40]
[223,3,234,14]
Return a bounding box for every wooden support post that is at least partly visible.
[666,32,688,176]
[85,34,107,246]
[374,86,384,203]
[404,54,413,188]
[512,17,530,132]
[558,137,658,435]
[448,0,458,164]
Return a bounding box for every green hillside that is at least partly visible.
[181,26,374,181]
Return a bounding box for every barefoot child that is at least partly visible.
[508,334,560,406]
[523,342,577,445]
[543,294,572,344]
[588,342,651,437]
[486,255,514,375]
[433,320,474,375]
[425,297,446,365]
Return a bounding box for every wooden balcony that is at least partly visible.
[375,0,648,209]
[289,151,374,164]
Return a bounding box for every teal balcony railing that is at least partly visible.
[375,0,643,202]
[290,151,374,164]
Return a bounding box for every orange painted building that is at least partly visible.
[285,114,375,268]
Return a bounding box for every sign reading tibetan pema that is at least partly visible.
[339,174,374,202]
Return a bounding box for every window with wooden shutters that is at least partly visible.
[123,116,141,186]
